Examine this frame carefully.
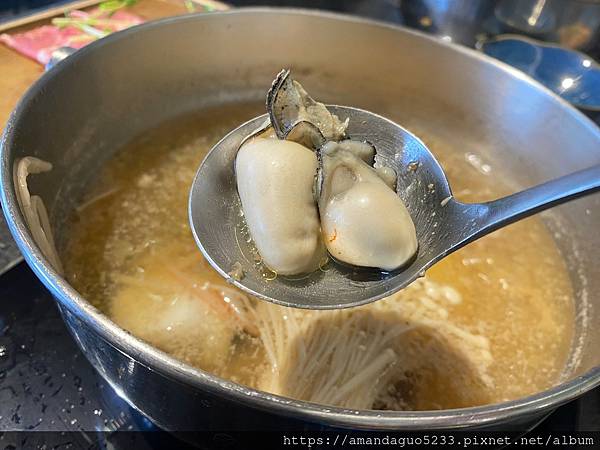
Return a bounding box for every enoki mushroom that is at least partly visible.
[14,156,63,274]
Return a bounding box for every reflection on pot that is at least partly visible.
[478,35,600,111]
[495,0,600,51]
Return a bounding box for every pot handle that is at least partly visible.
[45,46,76,71]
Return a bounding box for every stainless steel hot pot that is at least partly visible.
[2,9,600,431]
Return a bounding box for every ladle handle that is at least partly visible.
[457,164,600,245]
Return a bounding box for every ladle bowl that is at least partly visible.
[189,105,600,309]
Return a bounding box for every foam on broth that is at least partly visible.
[64,103,575,410]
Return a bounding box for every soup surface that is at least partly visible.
[64,103,575,411]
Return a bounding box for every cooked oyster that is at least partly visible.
[317,141,417,271]
[236,69,417,276]
[236,137,326,275]
[234,70,344,276]
[267,69,348,146]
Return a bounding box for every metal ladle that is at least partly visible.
[189,106,600,309]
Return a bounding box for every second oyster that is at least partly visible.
[317,141,418,271]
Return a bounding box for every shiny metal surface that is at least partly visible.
[190,106,600,309]
[495,0,600,51]
[396,0,600,52]
[478,34,600,111]
[45,46,77,71]
[392,0,497,47]
[0,210,22,275]
[2,8,600,431]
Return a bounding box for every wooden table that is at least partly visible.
[0,0,228,128]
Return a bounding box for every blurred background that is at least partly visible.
[2,0,600,56]
[3,1,599,116]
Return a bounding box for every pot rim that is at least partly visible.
[2,7,600,430]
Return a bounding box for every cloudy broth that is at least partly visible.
[64,103,574,410]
